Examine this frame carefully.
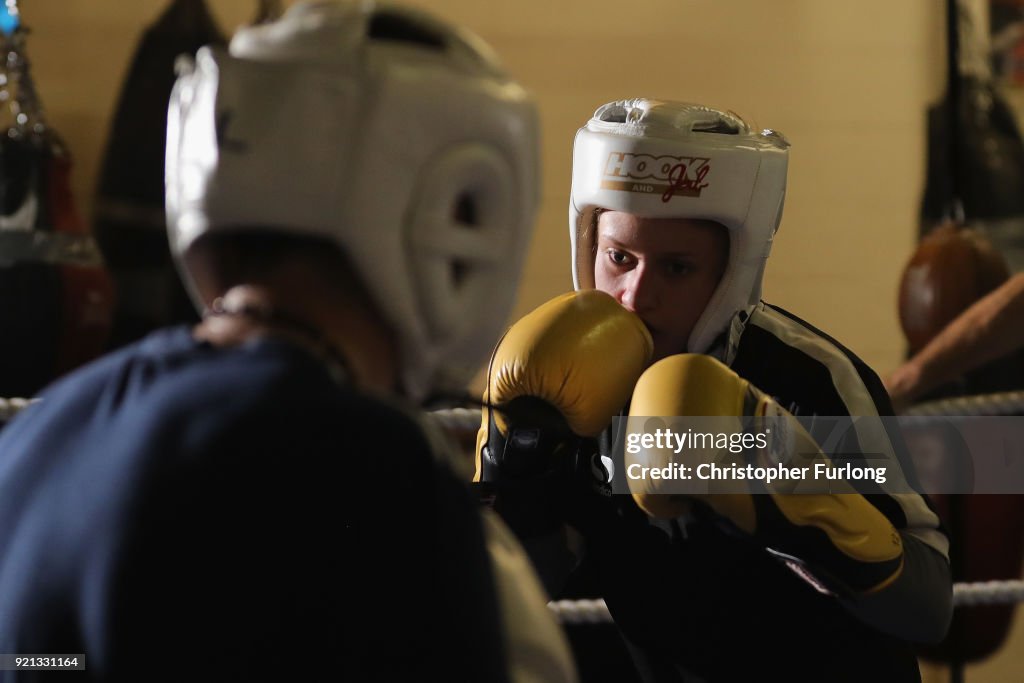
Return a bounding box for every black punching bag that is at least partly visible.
[93,0,225,349]
[920,0,1024,271]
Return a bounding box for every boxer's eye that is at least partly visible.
[606,249,632,267]
[666,260,694,276]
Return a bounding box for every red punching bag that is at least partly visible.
[0,5,113,398]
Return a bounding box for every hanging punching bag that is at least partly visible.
[0,4,114,398]
[921,0,1024,270]
[904,0,1024,668]
[93,0,225,349]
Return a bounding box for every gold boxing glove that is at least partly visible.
[475,291,652,537]
[627,353,904,596]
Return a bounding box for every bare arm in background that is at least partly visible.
[886,273,1024,411]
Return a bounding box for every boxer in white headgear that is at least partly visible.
[477,98,952,681]
[0,3,577,681]
[571,99,950,679]
[167,0,539,401]
[570,99,788,358]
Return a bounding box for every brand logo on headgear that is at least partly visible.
[601,152,710,202]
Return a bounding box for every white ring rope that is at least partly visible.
[905,391,1024,417]
[428,406,481,430]
[5,393,1023,424]
[952,580,1024,607]
[547,599,612,624]
[8,394,1020,425]
[0,397,38,422]
[548,581,1024,624]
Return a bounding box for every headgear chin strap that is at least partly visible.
[569,98,789,353]
[166,1,540,401]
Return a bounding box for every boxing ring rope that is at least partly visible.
[904,391,1024,417]
[427,406,482,430]
[0,397,37,423]
[546,581,1024,625]
[2,396,1023,620]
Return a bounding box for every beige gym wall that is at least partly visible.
[28,0,941,376]
[19,2,1023,679]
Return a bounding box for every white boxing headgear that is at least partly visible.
[569,99,788,353]
[166,0,539,400]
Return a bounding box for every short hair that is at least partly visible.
[184,230,372,306]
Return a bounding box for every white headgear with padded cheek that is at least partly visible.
[569,99,788,354]
[166,0,539,401]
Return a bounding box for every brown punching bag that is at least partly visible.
[900,1,1024,669]
[899,222,1008,356]
[0,7,113,398]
